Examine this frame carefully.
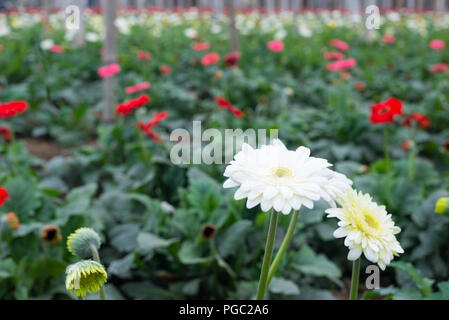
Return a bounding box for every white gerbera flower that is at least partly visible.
[40,39,54,50]
[184,27,198,39]
[86,32,100,42]
[223,139,351,214]
[326,189,404,270]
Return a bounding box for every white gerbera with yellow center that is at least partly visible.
[326,189,404,270]
[223,139,352,214]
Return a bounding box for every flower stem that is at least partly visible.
[256,210,279,300]
[89,243,106,300]
[267,210,299,286]
[349,258,361,300]
[383,125,392,195]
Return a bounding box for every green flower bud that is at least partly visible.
[435,197,449,215]
[67,227,101,258]
[65,260,107,297]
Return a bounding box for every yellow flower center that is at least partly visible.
[364,214,378,229]
[270,166,293,178]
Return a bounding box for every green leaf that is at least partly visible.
[136,232,177,255]
[269,277,300,296]
[109,223,139,252]
[390,261,434,298]
[2,178,40,220]
[293,245,341,280]
[217,220,252,258]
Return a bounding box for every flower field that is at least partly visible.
[1,7,449,301]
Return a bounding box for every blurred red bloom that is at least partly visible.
[159,64,171,74]
[402,140,412,152]
[329,39,349,52]
[0,186,9,207]
[125,81,151,94]
[324,51,344,60]
[402,112,431,129]
[382,35,396,44]
[139,111,169,143]
[0,101,28,118]
[224,51,241,67]
[0,126,11,140]
[193,42,210,51]
[214,97,243,118]
[115,94,151,116]
[429,39,445,50]
[49,45,64,53]
[137,50,152,61]
[430,63,448,73]
[267,40,284,52]
[98,63,121,78]
[326,58,356,71]
[370,97,403,124]
[201,53,220,66]
[0,44,3,51]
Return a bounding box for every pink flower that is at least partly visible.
[324,51,345,60]
[326,58,357,72]
[267,40,284,52]
[159,65,171,74]
[429,40,445,50]
[430,63,448,73]
[224,51,241,67]
[137,50,152,61]
[49,45,64,53]
[382,35,396,44]
[193,42,211,51]
[125,81,151,94]
[98,63,121,78]
[329,39,349,52]
[201,53,220,66]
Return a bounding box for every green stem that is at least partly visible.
[267,210,299,286]
[137,122,152,167]
[409,130,416,181]
[349,258,361,300]
[256,210,279,300]
[408,148,415,181]
[89,243,106,300]
[384,125,392,195]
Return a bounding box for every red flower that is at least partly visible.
[201,53,220,66]
[326,58,356,72]
[125,81,151,94]
[370,97,403,124]
[323,51,345,60]
[382,35,396,44]
[430,63,448,73]
[224,51,241,67]
[139,111,169,143]
[402,140,412,152]
[329,39,349,52]
[115,94,151,116]
[137,50,152,61]
[429,39,445,50]
[159,64,171,74]
[0,44,3,51]
[193,42,211,51]
[402,112,431,129]
[0,126,12,140]
[214,97,244,118]
[0,101,28,118]
[267,40,284,52]
[49,45,64,53]
[0,186,9,207]
[98,63,121,78]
